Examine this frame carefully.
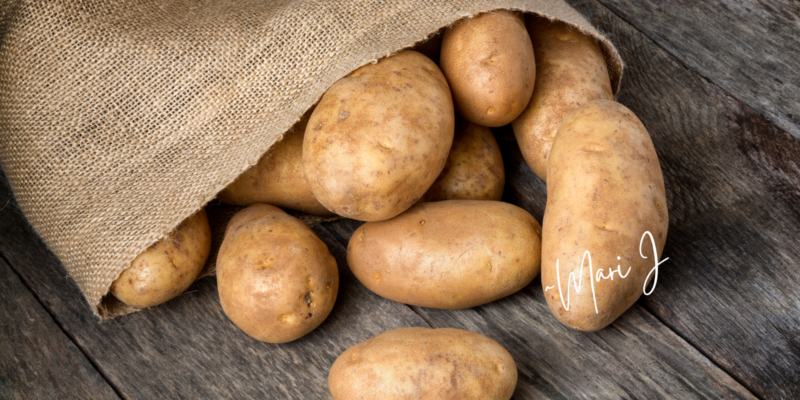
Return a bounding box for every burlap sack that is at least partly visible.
[0,0,622,318]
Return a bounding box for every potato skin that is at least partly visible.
[303,50,454,222]
[512,16,614,181]
[216,204,338,343]
[441,11,535,127]
[328,327,517,400]
[217,109,333,216]
[423,118,505,202]
[111,209,211,308]
[347,200,541,309]
[542,100,668,331]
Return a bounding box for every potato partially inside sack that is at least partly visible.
[111,209,211,308]
[303,50,454,222]
[217,108,333,216]
[512,16,614,181]
[440,10,536,127]
[216,204,338,343]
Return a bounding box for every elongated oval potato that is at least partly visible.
[441,11,535,127]
[423,118,505,202]
[329,327,517,400]
[542,100,668,331]
[217,108,333,216]
[347,200,541,309]
[512,16,614,181]
[303,50,454,221]
[111,209,211,308]
[216,204,338,343]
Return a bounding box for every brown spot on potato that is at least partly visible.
[217,204,339,343]
[328,327,517,399]
[303,50,454,221]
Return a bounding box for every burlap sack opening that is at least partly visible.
[0,0,623,318]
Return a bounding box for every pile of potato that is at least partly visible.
[109,10,667,399]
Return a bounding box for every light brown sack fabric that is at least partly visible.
[0,0,622,318]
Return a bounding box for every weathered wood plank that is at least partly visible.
[1,2,797,398]
[0,169,428,399]
[321,218,755,399]
[592,0,800,140]
[0,257,119,400]
[561,1,800,398]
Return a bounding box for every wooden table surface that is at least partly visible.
[2,1,799,399]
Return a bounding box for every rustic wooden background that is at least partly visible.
[1,0,798,398]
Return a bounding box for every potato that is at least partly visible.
[542,100,668,331]
[216,204,338,343]
[303,50,454,221]
[423,117,505,202]
[111,209,211,308]
[217,108,333,216]
[440,11,535,127]
[512,16,614,181]
[347,200,541,309]
[329,327,516,400]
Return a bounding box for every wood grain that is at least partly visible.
[563,1,800,398]
[322,217,755,399]
[593,0,800,139]
[0,257,119,400]
[0,1,798,398]
[0,170,428,399]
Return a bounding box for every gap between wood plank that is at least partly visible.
[318,221,758,398]
[637,301,762,399]
[0,250,125,400]
[573,2,774,395]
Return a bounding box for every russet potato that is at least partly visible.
[217,108,333,216]
[347,200,541,309]
[441,11,535,127]
[512,16,614,181]
[216,204,338,343]
[111,209,211,308]
[328,327,517,400]
[542,100,668,331]
[423,117,505,202]
[303,50,454,221]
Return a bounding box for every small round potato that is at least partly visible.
[423,117,505,202]
[217,108,333,216]
[329,327,517,400]
[111,209,211,308]
[512,16,614,181]
[347,200,541,309]
[303,50,454,221]
[441,11,535,127]
[216,204,338,343]
[542,100,668,331]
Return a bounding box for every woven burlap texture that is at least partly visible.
[0,0,622,318]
